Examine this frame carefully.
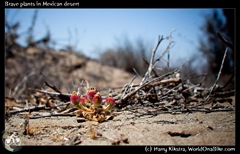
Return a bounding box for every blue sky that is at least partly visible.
[5,8,223,69]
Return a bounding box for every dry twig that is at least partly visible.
[205,47,229,103]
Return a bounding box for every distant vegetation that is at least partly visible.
[198,9,234,89]
[5,9,234,91]
[99,37,150,76]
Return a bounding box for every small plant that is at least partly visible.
[70,87,116,122]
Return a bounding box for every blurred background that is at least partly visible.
[5,8,234,99]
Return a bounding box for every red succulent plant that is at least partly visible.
[92,92,102,109]
[104,94,116,111]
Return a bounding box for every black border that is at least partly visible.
[2,0,239,153]
[1,4,6,153]
[3,0,238,8]
[234,7,239,153]
[14,145,238,153]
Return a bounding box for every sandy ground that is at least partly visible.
[5,109,235,146]
[4,47,235,147]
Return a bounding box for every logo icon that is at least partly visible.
[2,131,22,152]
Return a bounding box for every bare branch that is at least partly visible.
[216,32,233,50]
[29,113,76,119]
[143,57,158,77]
[12,70,36,98]
[205,47,229,103]
[8,105,49,114]
[140,35,164,85]
[152,30,175,69]
[148,35,164,77]
[44,81,61,94]
[121,69,179,102]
